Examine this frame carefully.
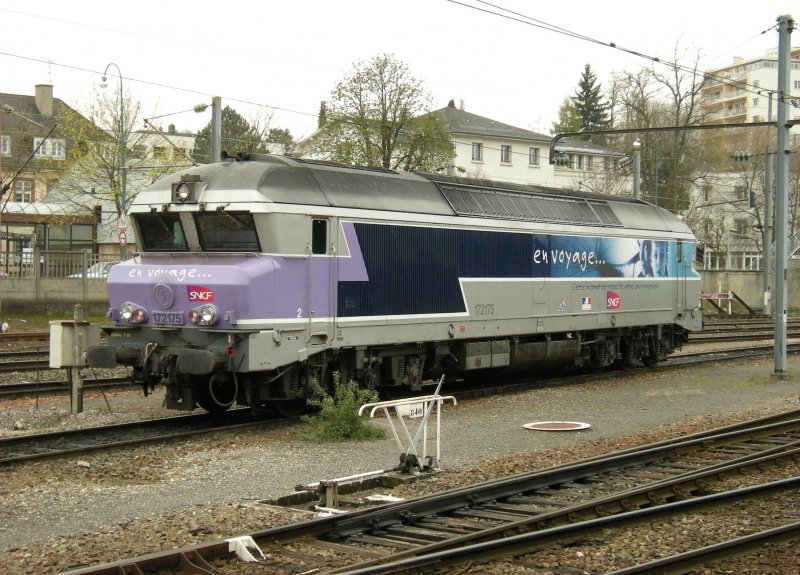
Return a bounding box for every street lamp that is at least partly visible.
[632,138,641,200]
[101,63,127,259]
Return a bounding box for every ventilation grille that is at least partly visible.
[438,184,622,227]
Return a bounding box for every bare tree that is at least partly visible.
[610,44,706,212]
[307,53,453,171]
[48,87,188,239]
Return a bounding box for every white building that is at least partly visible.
[132,123,196,163]
[433,103,627,193]
[700,47,800,133]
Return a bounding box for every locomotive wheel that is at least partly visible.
[195,374,237,414]
[642,355,659,367]
[271,398,308,418]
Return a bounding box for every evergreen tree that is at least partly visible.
[192,106,269,163]
[573,64,610,139]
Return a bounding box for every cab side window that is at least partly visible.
[312,219,328,254]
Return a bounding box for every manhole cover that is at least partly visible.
[523,421,591,431]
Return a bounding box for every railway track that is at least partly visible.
[0,376,134,399]
[2,342,798,466]
[60,409,800,575]
[0,409,280,465]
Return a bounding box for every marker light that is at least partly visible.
[120,302,147,324]
[188,304,218,326]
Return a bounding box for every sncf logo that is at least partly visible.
[607,291,621,310]
[187,285,215,302]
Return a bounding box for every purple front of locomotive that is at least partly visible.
[105,255,336,329]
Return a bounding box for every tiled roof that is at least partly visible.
[431,105,550,142]
[431,104,623,156]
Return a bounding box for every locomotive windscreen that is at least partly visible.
[195,211,260,252]
[136,213,188,251]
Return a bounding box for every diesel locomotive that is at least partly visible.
[86,154,703,414]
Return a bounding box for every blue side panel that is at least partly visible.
[337,223,699,317]
[338,224,532,316]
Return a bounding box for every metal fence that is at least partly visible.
[0,250,122,279]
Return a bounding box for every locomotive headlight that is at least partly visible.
[188,304,218,326]
[175,182,192,203]
[120,302,147,324]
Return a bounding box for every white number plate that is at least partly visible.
[396,402,425,419]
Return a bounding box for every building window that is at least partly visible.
[471,142,483,162]
[0,134,9,155]
[576,155,584,170]
[795,80,800,89]
[32,137,66,160]
[51,139,65,159]
[734,218,748,235]
[734,185,747,200]
[587,156,594,170]
[33,137,49,157]
[753,80,760,87]
[14,180,32,203]
[703,184,712,202]
[153,146,168,159]
[528,147,539,166]
[500,145,512,164]
[752,98,759,107]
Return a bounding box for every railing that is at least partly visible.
[0,250,122,279]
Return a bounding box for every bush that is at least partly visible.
[301,373,385,442]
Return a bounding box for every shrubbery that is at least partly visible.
[301,373,385,442]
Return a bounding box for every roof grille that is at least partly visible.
[438,184,622,227]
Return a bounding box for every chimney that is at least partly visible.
[35,84,53,117]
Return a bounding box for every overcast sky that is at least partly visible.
[0,1,795,141]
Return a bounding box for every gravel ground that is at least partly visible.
[0,354,798,574]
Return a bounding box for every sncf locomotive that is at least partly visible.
[87,154,702,414]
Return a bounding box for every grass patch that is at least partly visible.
[301,373,385,442]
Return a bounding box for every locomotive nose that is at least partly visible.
[106,257,275,327]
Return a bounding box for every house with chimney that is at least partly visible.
[0,85,101,276]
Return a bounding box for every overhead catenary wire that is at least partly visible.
[449,0,786,104]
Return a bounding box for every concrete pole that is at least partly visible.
[773,14,793,375]
[763,94,773,315]
[211,96,222,163]
[632,139,641,199]
[70,304,86,414]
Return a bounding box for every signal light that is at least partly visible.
[554,153,572,167]
[733,150,750,162]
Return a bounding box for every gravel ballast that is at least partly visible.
[0,354,798,574]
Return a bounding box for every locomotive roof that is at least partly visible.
[142,154,691,234]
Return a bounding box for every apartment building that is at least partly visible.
[700,47,800,127]
[695,47,800,270]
